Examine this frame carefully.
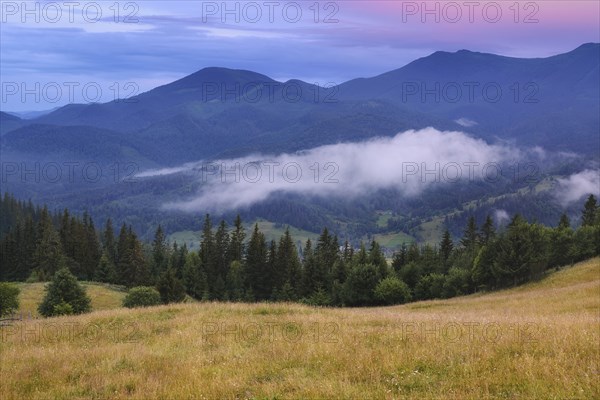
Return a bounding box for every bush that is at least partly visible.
[0,282,20,317]
[123,286,162,308]
[38,268,92,317]
[374,277,412,305]
[52,301,74,316]
[414,273,446,300]
[342,263,380,306]
[303,287,331,306]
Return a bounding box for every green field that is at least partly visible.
[1,258,598,399]
[12,282,127,318]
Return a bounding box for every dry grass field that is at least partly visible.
[1,258,598,399]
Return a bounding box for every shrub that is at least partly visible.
[303,287,331,306]
[0,282,20,317]
[38,268,92,317]
[374,277,412,305]
[342,263,380,306]
[123,286,162,308]
[52,301,74,316]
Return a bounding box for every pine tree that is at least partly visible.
[391,244,407,274]
[95,251,117,283]
[582,195,597,227]
[228,215,245,262]
[276,229,302,297]
[82,213,100,280]
[461,216,478,251]
[38,267,91,317]
[152,225,168,276]
[33,207,65,281]
[157,267,186,304]
[551,214,574,268]
[368,240,388,278]
[226,260,246,301]
[103,218,117,264]
[301,239,322,296]
[182,252,206,300]
[245,224,269,300]
[214,220,231,295]
[439,229,453,270]
[479,215,495,245]
[129,231,150,287]
[199,214,216,298]
[342,240,353,263]
[315,228,339,289]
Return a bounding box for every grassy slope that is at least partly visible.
[1,258,598,399]
[13,282,127,318]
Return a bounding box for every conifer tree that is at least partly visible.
[152,225,168,276]
[33,207,64,281]
[582,194,598,227]
[228,215,245,262]
[439,229,454,271]
[38,267,91,317]
[157,267,186,304]
[245,224,269,300]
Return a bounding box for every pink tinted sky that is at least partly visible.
[340,0,599,56]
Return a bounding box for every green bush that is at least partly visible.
[123,286,162,308]
[303,287,331,306]
[0,282,20,317]
[38,268,91,317]
[52,301,74,316]
[374,277,412,305]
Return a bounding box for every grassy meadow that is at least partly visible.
[0,258,598,399]
[10,282,127,318]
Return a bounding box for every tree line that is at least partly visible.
[0,192,599,307]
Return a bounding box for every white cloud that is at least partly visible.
[555,169,600,205]
[140,128,520,212]
[455,118,477,127]
[494,209,510,225]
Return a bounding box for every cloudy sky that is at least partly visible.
[1,0,599,111]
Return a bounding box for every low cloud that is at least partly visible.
[455,118,478,127]
[494,209,511,225]
[140,128,521,212]
[555,169,600,205]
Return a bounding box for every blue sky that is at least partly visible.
[1,1,599,112]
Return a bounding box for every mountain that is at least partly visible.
[4,107,61,120]
[337,43,600,152]
[2,45,598,241]
[22,44,600,160]
[0,111,24,135]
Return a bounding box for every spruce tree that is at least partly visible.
[152,225,168,276]
[38,267,92,317]
[157,267,186,304]
[461,216,478,251]
[582,194,598,227]
[214,220,231,294]
[199,214,216,297]
[439,229,454,272]
[95,251,117,283]
[479,215,496,245]
[245,224,269,300]
[33,207,65,281]
[103,218,117,264]
[228,215,245,262]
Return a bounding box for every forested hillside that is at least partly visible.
[1,193,598,307]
